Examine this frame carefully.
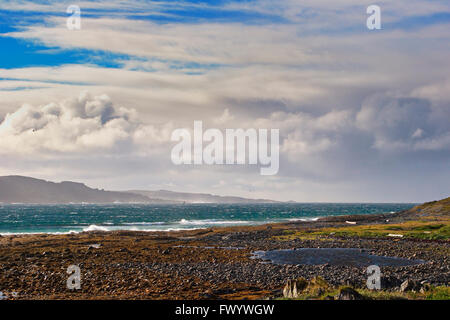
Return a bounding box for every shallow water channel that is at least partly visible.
[251,248,425,267]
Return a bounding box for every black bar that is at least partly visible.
[1,300,448,319]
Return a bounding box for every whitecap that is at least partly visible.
[178,219,250,225]
[83,225,109,232]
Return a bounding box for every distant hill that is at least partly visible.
[0,176,152,204]
[405,197,450,217]
[0,175,278,204]
[128,189,278,204]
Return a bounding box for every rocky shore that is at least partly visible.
[0,199,449,300]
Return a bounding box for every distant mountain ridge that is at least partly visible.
[128,189,278,204]
[0,176,278,204]
[0,176,151,204]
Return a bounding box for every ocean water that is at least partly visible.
[0,203,416,234]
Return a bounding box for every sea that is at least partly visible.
[0,203,416,235]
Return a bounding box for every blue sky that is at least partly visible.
[0,0,449,202]
[0,0,289,70]
[2,0,449,71]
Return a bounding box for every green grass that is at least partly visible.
[411,198,450,217]
[275,220,450,241]
[280,279,450,300]
[426,286,450,300]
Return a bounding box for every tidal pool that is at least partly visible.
[251,248,425,267]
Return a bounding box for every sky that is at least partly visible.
[0,0,449,203]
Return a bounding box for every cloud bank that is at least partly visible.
[0,92,172,155]
[0,0,449,202]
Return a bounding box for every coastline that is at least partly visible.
[0,202,416,235]
[0,217,322,236]
[0,203,448,300]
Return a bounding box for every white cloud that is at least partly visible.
[0,92,171,155]
[356,93,450,152]
[214,108,234,125]
[0,0,449,201]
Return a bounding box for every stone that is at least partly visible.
[283,278,308,298]
[400,280,421,292]
[335,287,364,300]
[381,276,402,289]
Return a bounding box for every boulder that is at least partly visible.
[335,287,364,300]
[400,280,421,292]
[283,278,308,298]
[419,280,431,293]
[381,276,402,289]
